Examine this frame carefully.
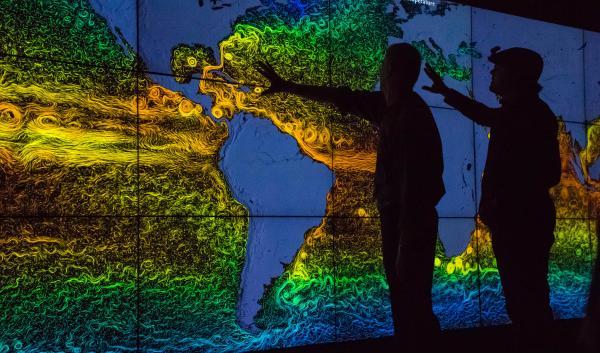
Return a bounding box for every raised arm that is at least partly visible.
[256,62,384,122]
[423,64,498,128]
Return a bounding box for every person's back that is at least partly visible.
[580,234,600,352]
[335,89,444,212]
[368,89,444,351]
[478,93,560,228]
[382,91,444,213]
[482,94,558,353]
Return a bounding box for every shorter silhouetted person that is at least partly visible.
[580,221,600,353]
[424,47,561,353]
[256,43,444,352]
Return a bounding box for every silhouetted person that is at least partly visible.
[424,47,561,353]
[580,221,600,353]
[256,43,445,352]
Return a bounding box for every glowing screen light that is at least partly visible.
[0,0,598,351]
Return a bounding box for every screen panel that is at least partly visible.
[137,78,334,217]
[434,217,482,329]
[137,0,336,217]
[240,216,332,336]
[478,218,594,324]
[476,121,592,323]
[328,0,479,338]
[474,121,589,220]
[0,217,137,352]
[550,218,593,319]
[585,30,600,125]
[329,0,387,219]
[477,220,510,326]
[332,216,392,341]
[330,106,478,218]
[473,123,488,212]
[593,219,599,267]
[583,31,600,207]
[582,122,600,214]
[329,1,476,218]
[389,1,474,109]
[88,0,137,60]
[434,108,477,218]
[140,80,335,217]
[472,8,585,124]
[138,0,264,78]
[217,110,333,217]
[331,216,483,337]
[553,122,589,220]
[254,215,337,348]
[140,216,250,352]
[140,216,336,351]
[0,0,136,70]
[0,57,139,217]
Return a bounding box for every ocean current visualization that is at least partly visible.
[0,0,599,352]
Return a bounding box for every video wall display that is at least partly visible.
[0,0,598,352]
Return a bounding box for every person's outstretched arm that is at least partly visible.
[423,64,499,128]
[256,62,384,122]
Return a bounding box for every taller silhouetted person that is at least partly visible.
[424,47,561,353]
[256,43,445,352]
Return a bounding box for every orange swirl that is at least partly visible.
[0,103,24,133]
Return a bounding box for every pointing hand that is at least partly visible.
[255,61,289,95]
[422,63,450,95]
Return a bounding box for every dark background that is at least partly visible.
[455,0,599,33]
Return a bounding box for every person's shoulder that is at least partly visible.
[409,91,429,106]
[357,89,384,99]
[521,97,558,136]
[533,95,551,110]
[534,97,558,123]
[405,92,432,115]
[359,90,386,107]
[404,94,440,135]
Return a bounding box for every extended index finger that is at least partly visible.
[255,65,269,77]
[424,63,435,75]
[424,64,441,81]
[258,61,277,75]
[256,62,278,80]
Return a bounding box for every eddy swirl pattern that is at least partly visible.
[0,0,597,352]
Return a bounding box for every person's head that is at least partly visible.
[380,43,421,103]
[488,47,543,98]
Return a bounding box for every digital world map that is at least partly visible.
[0,0,599,352]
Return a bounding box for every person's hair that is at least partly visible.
[385,43,422,87]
